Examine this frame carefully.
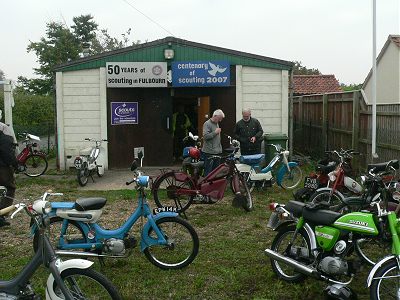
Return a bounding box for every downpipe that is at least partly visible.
[56,250,128,258]
[265,249,319,278]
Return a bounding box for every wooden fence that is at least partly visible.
[292,91,400,169]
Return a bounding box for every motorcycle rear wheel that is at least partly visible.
[280,165,303,189]
[270,225,312,283]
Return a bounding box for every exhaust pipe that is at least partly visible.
[265,249,319,277]
[56,250,127,258]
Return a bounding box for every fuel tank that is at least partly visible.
[333,212,378,235]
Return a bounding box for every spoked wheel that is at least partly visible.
[152,172,195,213]
[370,259,400,300]
[77,164,89,187]
[52,268,122,299]
[33,217,86,252]
[309,189,344,211]
[270,225,312,283]
[280,165,302,189]
[23,154,48,177]
[355,236,392,266]
[144,217,199,270]
[238,175,253,211]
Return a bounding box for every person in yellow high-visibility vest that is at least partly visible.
[172,105,191,161]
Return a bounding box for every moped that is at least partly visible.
[181,132,204,176]
[0,187,121,299]
[31,160,199,270]
[16,132,48,177]
[74,138,107,186]
[152,137,253,213]
[235,144,302,192]
[265,160,400,299]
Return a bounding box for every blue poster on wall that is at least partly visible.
[111,102,138,125]
[171,61,230,87]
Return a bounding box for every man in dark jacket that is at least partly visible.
[0,122,18,227]
[234,108,263,155]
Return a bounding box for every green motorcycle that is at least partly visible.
[265,159,400,299]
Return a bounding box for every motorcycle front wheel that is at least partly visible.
[270,225,312,283]
[23,154,48,177]
[280,165,302,189]
[238,174,253,211]
[355,236,392,266]
[52,268,122,300]
[152,171,195,213]
[144,217,199,270]
[77,164,89,187]
[369,258,400,300]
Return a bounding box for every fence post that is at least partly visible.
[322,94,328,152]
[352,91,360,150]
[298,96,303,152]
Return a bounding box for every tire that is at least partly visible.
[152,172,195,213]
[33,217,86,252]
[355,236,392,266]
[369,258,400,300]
[143,217,199,270]
[23,154,48,177]
[96,164,104,177]
[52,267,122,300]
[230,172,255,193]
[77,164,89,187]
[309,189,344,211]
[280,165,303,190]
[270,225,312,283]
[238,174,253,211]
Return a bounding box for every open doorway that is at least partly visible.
[172,96,209,160]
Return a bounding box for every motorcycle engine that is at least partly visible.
[319,256,348,275]
[103,238,126,255]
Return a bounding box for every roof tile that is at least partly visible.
[293,75,342,95]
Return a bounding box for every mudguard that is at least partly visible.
[312,187,346,203]
[273,221,318,258]
[276,161,298,186]
[141,212,178,252]
[367,255,397,287]
[46,259,93,300]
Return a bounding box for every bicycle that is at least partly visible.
[0,186,122,299]
[16,132,48,177]
[152,137,253,213]
[74,138,107,186]
[31,159,199,270]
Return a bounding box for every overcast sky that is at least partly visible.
[1,0,398,84]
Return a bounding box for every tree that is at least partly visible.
[0,69,5,81]
[23,15,137,95]
[292,61,321,75]
[340,83,362,91]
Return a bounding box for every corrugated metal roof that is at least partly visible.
[54,36,293,72]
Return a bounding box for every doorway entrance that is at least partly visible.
[172,96,210,160]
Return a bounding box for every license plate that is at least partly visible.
[304,177,318,190]
[153,206,177,214]
[74,158,83,169]
[267,211,279,229]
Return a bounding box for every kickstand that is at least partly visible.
[98,256,106,267]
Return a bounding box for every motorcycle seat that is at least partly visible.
[285,200,306,218]
[239,154,265,165]
[316,163,336,174]
[367,159,399,173]
[75,197,107,211]
[303,207,341,226]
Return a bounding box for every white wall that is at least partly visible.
[364,42,400,104]
[56,68,108,170]
[236,66,289,134]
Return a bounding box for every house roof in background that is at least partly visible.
[293,75,342,95]
[363,34,400,88]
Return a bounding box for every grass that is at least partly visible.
[2,171,372,300]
